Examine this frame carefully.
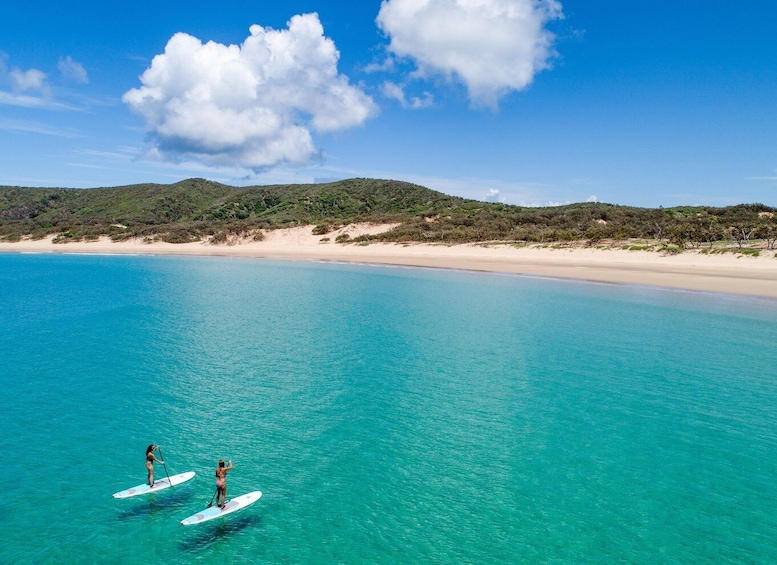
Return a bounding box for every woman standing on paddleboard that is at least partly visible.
[145,444,164,487]
[215,459,233,508]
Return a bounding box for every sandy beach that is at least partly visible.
[2,223,776,299]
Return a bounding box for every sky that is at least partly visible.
[1,0,776,207]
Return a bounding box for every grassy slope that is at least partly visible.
[0,178,775,247]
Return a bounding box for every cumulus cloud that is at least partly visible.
[123,13,377,170]
[376,0,563,108]
[58,56,89,84]
[484,188,505,202]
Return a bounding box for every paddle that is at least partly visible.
[206,488,218,508]
[157,445,173,488]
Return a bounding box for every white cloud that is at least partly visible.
[0,54,91,112]
[123,13,378,171]
[382,81,404,103]
[10,67,48,93]
[376,0,563,109]
[58,56,89,84]
[381,80,434,109]
[363,57,395,74]
[746,170,777,181]
[484,188,505,202]
[0,118,79,137]
[0,90,78,110]
[586,195,598,202]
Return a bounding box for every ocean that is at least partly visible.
[1,252,776,564]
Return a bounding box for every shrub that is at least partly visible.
[312,223,332,235]
[53,229,82,243]
[623,244,651,251]
[660,245,683,254]
[209,231,228,244]
[160,226,201,243]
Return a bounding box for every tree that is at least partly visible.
[757,217,777,250]
[727,223,756,249]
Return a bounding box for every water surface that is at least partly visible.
[1,253,776,563]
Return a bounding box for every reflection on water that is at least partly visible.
[116,489,197,521]
[178,514,262,552]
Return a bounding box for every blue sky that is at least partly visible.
[1,0,776,207]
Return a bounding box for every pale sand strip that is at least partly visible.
[1,223,776,299]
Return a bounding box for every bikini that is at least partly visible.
[146,453,155,487]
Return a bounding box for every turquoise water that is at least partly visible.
[1,253,776,564]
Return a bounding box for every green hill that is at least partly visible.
[1,177,775,250]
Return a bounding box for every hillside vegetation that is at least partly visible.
[1,178,775,252]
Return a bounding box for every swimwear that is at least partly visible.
[216,479,225,488]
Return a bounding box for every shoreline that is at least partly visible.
[2,226,777,299]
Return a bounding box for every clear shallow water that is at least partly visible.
[1,253,776,564]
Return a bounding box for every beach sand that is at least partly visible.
[2,223,776,298]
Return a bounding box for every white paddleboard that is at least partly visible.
[181,491,262,525]
[112,471,196,499]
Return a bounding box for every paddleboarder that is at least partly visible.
[145,444,165,488]
[215,459,233,508]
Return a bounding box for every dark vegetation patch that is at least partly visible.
[1,178,776,251]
